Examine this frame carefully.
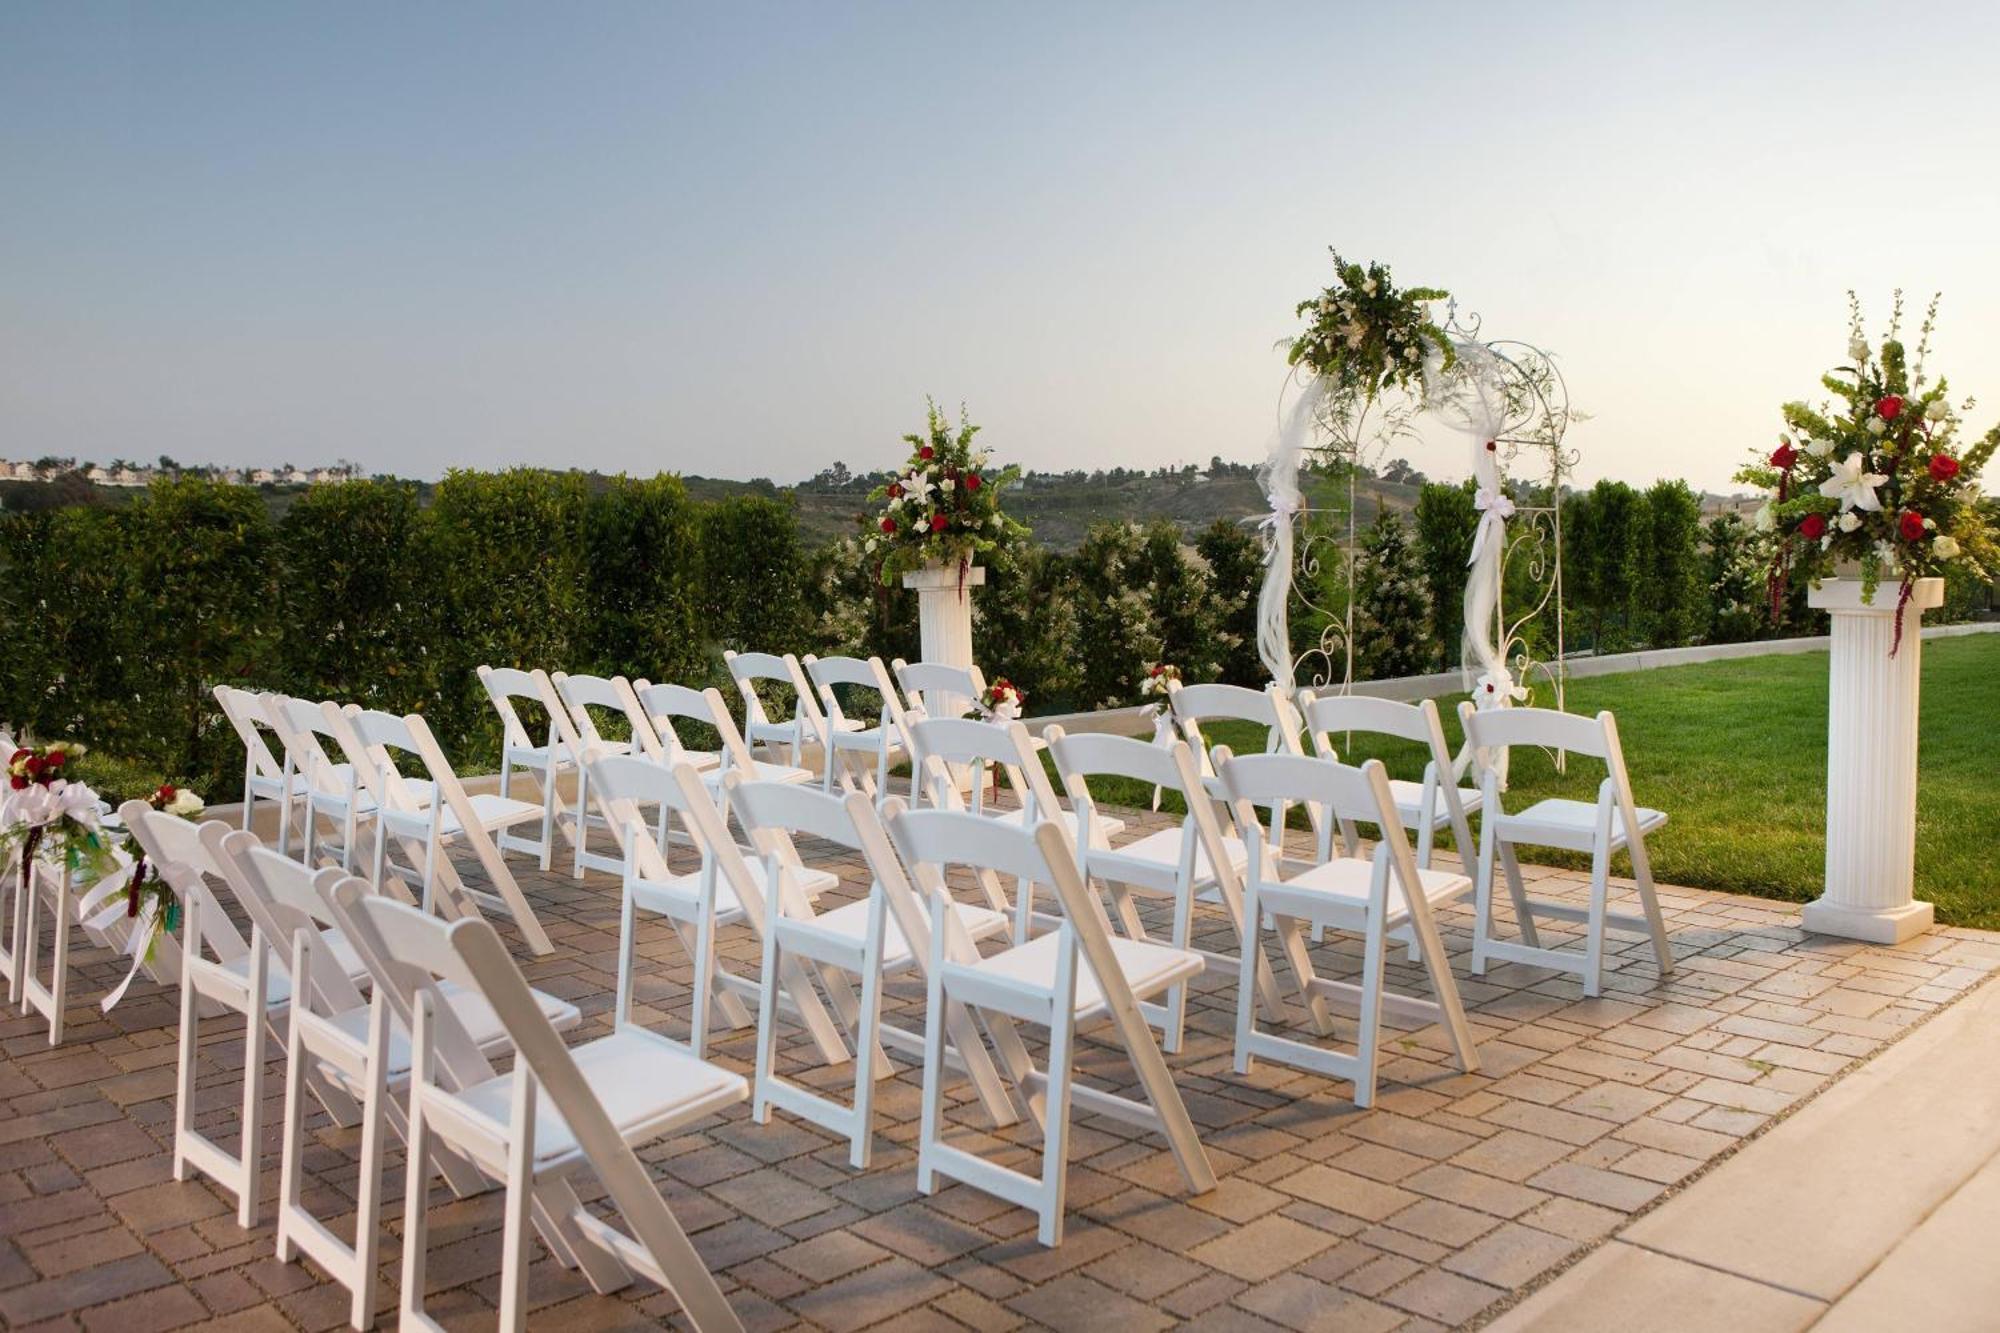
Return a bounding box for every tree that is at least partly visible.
[1637,479,1703,647]
[1702,512,1765,644]
[1565,479,1642,652]
[1354,511,1435,679]
[1414,482,1479,670]
[1194,518,1265,686]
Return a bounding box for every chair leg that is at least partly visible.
[1234,884,1262,1076]
[1162,880,1194,1054]
[537,763,557,872]
[173,967,199,1183]
[614,892,638,1030]
[1470,826,1497,977]
[1037,1004,1076,1248]
[49,875,69,1046]
[239,953,269,1228]
[276,1003,308,1264]
[752,926,781,1127]
[1582,844,1611,999]
[1354,924,1387,1109]
[916,943,948,1196]
[497,1066,536,1333]
[850,911,886,1170]
[350,1002,390,1331]
[690,912,715,1061]
[1499,843,1541,948]
[399,1082,432,1328]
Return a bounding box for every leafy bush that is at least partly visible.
[1194,518,1265,687]
[1354,510,1435,678]
[1413,482,1478,670]
[583,474,704,686]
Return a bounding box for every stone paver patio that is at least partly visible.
[3,803,1997,1331]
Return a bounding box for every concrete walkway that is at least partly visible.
[1489,971,2000,1330]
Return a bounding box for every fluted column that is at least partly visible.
[902,562,984,706]
[1801,577,1943,943]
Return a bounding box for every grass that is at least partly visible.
[1069,632,2000,929]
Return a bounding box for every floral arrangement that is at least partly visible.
[121,783,204,937]
[864,400,1027,586]
[977,678,1025,723]
[1139,662,1181,714]
[1288,251,1455,405]
[0,741,116,892]
[1738,292,1996,650]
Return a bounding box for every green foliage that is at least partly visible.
[700,495,807,673]
[1288,250,1453,404]
[863,400,1027,585]
[1564,480,1642,653]
[274,479,441,714]
[976,543,1082,711]
[1637,479,1704,648]
[1702,513,1768,644]
[1194,519,1265,686]
[1413,482,1478,669]
[1065,525,1164,708]
[582,474,704,686]
[1353,511,1435,679]
[1134,521,1222,686]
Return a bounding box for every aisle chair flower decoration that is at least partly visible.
[0,741,116,892]
[1139,662,1181,808]
[863,399,1028,585]
[119,783,206,940]
[1738,291,1997,652]
[977,677,1026,724]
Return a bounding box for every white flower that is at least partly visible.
[1753,503,1775,533]
[1838,511,1863,533]
[989,514,1002,530]
[1820,452,1887,512]
[1849,336,1870,362]
[902,471,936,505]
[1865,416,1887,436]
[1926,398,1949,421]
[166,789,205,818]
[938,478,954,494]
[1805,436,1832,458]
[888,496,902,511]
[1934,534,1961,558]
[1363,276,1379,296]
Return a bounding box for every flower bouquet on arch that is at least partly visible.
[1738,292,1996,652]
[863,400,1028,586]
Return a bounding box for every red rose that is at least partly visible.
[44,750,65,768]
[879,517,896,534]
[919,446,935,461]
[1877,395,1904,421]
[8,749,26,764]
[157,784,176,801]
[1797,513,1827,540]
[1770,442,1799,470]
[930,513,949,533]
[25,755,44,775]
[887,483,902,499]
[964,473,982,492]
[9,776,24,790]
[1930,453,1960,483]
[1899,510,1927,541]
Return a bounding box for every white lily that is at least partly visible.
[902,471,935,506]
[1820,453,1887,513]
[1754,503,1775,533]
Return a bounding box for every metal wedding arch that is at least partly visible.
[1255,304,1578,767]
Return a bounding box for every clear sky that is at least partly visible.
[3,2,1996,491]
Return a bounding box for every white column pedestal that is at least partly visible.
[902,561,984,670]
[1801,577,1943,944]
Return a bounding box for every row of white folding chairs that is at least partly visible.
[123,800,747,1332]
[213,685,556,954]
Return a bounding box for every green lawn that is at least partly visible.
[1072,633,2000,929]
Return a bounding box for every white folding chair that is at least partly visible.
[1462,707,1674,997]
[209,833,581,1330]
[477,665,577,872]
[215,684,303,848]
[726,778,1015,1166]
[549,672,642,876]
[803,654,910,797]
[629,680,809,790]
[125,807,361,1228]
[892,805,1217,1246]
[1048,731,1295,1052]
[1298,692,1481,871]
[723,649,849,769]
[906,716,1123,944]
[326,705,555,955]
[337,891,747,1333]
[264,694,404,868]
[584,750,846,1064]
[891,658,986,726]
[1218,751,1481,1106]
[1168,681,1309,850]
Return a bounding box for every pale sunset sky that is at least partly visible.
[3,2,1996,491]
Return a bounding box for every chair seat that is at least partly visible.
[962,931,1203,1021]
[322,981,582,1074]
[1385,778,1482,827]
[750,717,861,747]
[431,793,546,837]
[451,1028,748,1167]
[792,897,1009,969]
[987,806,1126,843]
[502,742,577,770]
[221,927,371,1003]
[1495,798,1666,854]
[1092,827,1248,890]
[630,857,835,920]
[1261,856,1473,925]
[313,775,438,816]
[701,760,811,790]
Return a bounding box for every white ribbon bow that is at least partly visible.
[1467,486,1516,566]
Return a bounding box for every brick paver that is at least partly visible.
[2,802,1996,1330]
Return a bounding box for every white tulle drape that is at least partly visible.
[1431,343,1527,781]
[1254,376,1328,686]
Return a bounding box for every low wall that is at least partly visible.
[1023,620,2000,740]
